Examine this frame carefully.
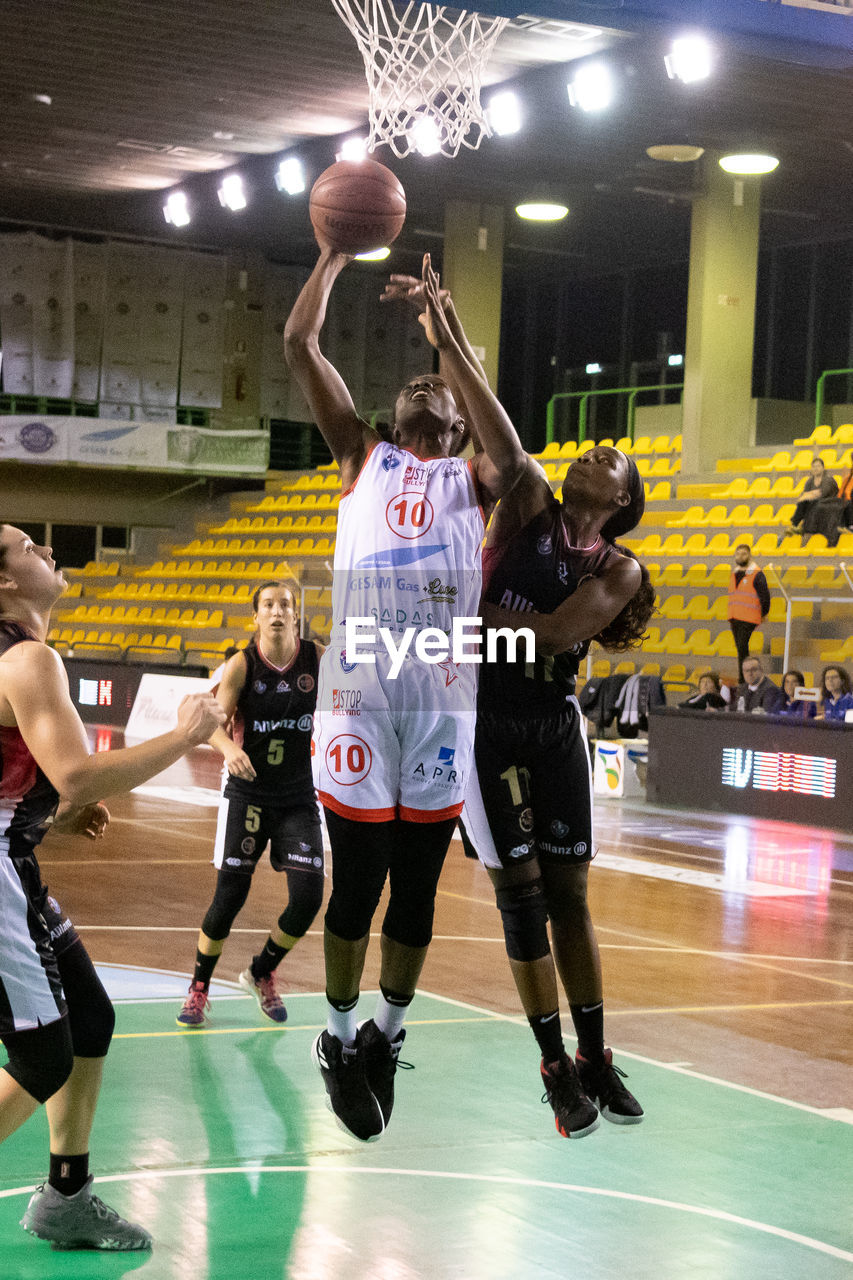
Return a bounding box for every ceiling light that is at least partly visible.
[665,36,712,84]
[218,173,247,211]
[275,157,306,195]
[567,63,613,112]
[337,135,368,163]
[586,362,602,374]
[355,247,391,261]
[163,191,191,227]
[487,91,522,137]
[412,116,441,157]
[668,354,683,367]
[515,202,569,222]
[719,153,779,175]
[32,93,52,106]
[646,144,704,163]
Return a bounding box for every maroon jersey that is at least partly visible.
[0,622,59,857]
[479,498,621,710]
[226,636,319,805]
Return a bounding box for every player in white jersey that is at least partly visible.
[285,249,525,1141]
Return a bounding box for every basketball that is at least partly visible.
[309,159,406,254]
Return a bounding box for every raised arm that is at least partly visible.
[2,643,225,805]
[420,255,526,511]
[284,245,375,487]
[482,555,642,656]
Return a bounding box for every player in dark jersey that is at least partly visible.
[0,523,224,1250]
[177,581,324,1028]
[462,445,655,1140]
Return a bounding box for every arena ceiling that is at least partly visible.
[0,0,851,275]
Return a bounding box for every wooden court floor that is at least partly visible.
[1,730,851,1279]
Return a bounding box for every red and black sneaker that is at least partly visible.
[576,1048,644,1124]
[540,1053,600,1139]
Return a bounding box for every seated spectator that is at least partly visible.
[788,457,838,538]
[679,670,727,710]
[730,657,783,714]
[816,665,853,722]
[834,467,853,536]
[776,669,817,720]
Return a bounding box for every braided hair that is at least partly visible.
[593,453,655,651]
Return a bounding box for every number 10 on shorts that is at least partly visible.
[326,733,372,785]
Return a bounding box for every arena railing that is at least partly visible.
[545,383,684,446]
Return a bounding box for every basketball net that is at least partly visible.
[330,1,509,158]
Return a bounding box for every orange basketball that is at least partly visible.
[309,159,406,254]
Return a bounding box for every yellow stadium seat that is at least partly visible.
[767,451,792,471]
[590,659,610,677]
[684,534,707,555]
[660,563,683,585]
[749,504,775,525]
[708,565,730,586]
[793,424,831,447]
[540,441,561,457]
[807,566,839,589]
[640,662,661,675]
[646,481,671,501]
[684,595,710,620]
[661,535,685,555]
[671,435,682,452]
[615,436,633,453]
[706,534,732,555]
[661,627,689,654]
[746,477,772,497]
[686,628,713,655]
[711,630,737,657]
[770,476,795,497]
[832,424,853,445]
[633,436,653,454]
[663,663,688,681]
[684,564,708,585]
[659,594,685,618]
[560,441,579,458]
[651,434,672,453]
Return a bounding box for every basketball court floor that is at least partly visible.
[1,731,851,1279]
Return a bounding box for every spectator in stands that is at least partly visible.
[726,544,771,681]
[678,671,727,710]
[816,665,853,722]
[776,669,816,720]
[731,657,783,714]
[787,457,838,538]
[837,467,853,533]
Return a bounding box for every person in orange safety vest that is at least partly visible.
[727,543,771,681]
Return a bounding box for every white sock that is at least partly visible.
[373,991,410,1042]
[327,999,358,1047]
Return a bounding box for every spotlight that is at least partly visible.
[567,63,613,112]
[275,157,306,195]
[719,154,779,175]
[355,247,391,261]
[218,174,247,211]
[487,91,522,137]
[337,135,368,163]
[668,354,684,367]
[516,202,568,222]
[586,362,603,375]
[412,116,441,157]
[163,191,191,227]
[665,36,712,84]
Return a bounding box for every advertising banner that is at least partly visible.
[0,416,269,474]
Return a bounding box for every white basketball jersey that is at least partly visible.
[330,442,484,644]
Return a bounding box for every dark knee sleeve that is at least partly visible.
[324,809,394,941]
[202,868,253,941]
[382,818,455,949]
[495,877,550,962]
[277,868,324,939]
[57,940,115,1057]
[2,1016,74,1103]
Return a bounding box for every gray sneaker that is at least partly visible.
[20,1176,153,1250]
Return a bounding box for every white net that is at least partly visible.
[331,1,509,158]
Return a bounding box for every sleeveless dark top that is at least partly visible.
[479,499,622,711]
[0,622,59,857]
[225,636,319,804]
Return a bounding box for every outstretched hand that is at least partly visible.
[177,693,227,746]
[53,800,111,840]
[380,269,450,349]
[420,254,455,350]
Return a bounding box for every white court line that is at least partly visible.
[0,1166,850,1263]
[421,990,853,1125]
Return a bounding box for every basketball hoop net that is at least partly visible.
[330,1,509,158]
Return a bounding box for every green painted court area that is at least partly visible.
[1,987,851,1280]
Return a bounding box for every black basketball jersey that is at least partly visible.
[225,636,319,805]
[0,622,59,857]
[479,498,621,710]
